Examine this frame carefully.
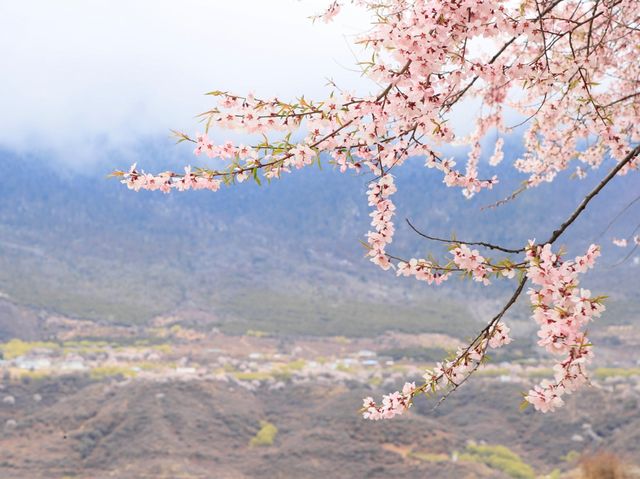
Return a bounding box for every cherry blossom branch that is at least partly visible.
[362,276,525,420]
[431,275,528,409]
[115,0,640,419]
[443,0,564,109]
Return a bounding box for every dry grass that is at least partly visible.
[580,452,630,479]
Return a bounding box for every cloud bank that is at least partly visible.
[0,1,372,169]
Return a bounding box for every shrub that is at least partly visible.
[462,443,536,479]
[89,365,137,380]
[0,339,59,359]
[249,421,278,447]
[408,451,449,463]
[234,371,272,381]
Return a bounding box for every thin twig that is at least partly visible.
[596,193,640,239]
[545,144,640,245]
[406,218,525,254]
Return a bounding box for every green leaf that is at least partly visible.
[358,240,372,251]
[252,168,262,186]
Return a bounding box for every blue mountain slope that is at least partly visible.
[0,146,638,331]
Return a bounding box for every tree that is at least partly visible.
[113,0,639,419]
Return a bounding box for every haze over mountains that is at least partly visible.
[1,144,638,334]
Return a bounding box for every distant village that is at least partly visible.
[2,322,640,403]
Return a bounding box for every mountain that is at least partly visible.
[0,146,638,334]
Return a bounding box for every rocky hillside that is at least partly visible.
[1,376,639,479]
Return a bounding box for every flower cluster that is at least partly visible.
[612,236,640,248]
[396,258,451,285]
[366,175,397,270]
[366,241,606,419]
[451,244,493,285]
[612,238,628,248]
[122,164,222,193]
[316,1,341,23]
[524,244,604,412]
[362,381,416,420]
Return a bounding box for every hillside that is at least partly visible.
[1,149,638,336]
[1,374,639,478]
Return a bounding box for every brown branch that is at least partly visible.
[603,91,640,108]
[428,274,528,409]
[585,0,600,56]
[545,144,640,245]
[597,193,640,239]
[405,218,525,254]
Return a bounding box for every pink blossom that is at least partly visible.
[488,322,512,349]
[318,2,341,23]
[612,238,628,247]
[524,243,603,411]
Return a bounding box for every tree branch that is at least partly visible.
[430,274,528,409]
[405,218,525,254]
[545,144,640,245]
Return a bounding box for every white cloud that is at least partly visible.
[0,0,372,168]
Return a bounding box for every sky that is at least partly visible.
[0,1,373,169]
